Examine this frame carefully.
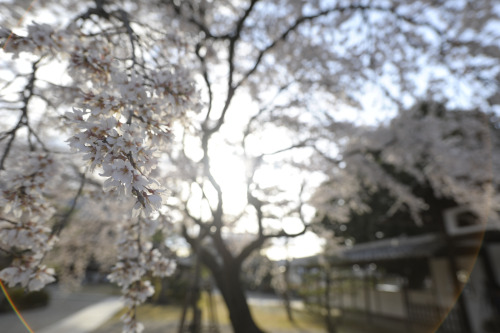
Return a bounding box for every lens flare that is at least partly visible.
[0,280,35,333]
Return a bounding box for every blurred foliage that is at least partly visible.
[0,287,50,313]
[150,274,190,305]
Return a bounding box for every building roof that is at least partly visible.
[335,233,446,264]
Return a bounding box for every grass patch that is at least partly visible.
[200,292,325,331]
[133,303,184,321]
[101,292,326,332]
[199,291,231,325]
[250,304,325,332]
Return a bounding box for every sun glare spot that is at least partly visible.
[210,153,248,214]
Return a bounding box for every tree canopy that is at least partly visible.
[1,1,500,332]
[313,102,500,227]
[312,102,500,259]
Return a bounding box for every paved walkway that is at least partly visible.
[0,285,123,333]
[37,296,123,333]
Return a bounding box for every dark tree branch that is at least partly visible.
[0,58,42,170]
[51,170,87,236]
[242,82,293,151]
[0,217,17,224]
[181,224,226,269]
[237,178,309,265]
[234,7,340,89]
[161,0,227,40]
[196,43,214,118]
[76,0,110,21]
[200,137,223,224]
[111,9,140,68]
[232,0,260,40]
[261,139,313,157]
[203,0,260,134]
[236,224,308,267]
[27,123,49,153]
[234,2,464,91]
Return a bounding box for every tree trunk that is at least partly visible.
[324,270,337,333]
[204,255,265,333]
[283,260,294,323]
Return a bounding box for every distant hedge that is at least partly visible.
[0,288,50,313]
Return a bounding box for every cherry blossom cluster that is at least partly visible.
[1,20,199,332]
[62,26,197,331]
[107,217,176,333]
[0,22,74,58]
[0,154,58,291]
[64,55,200,218]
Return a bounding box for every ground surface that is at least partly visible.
[1,285,429,333]
[91,292,417,333]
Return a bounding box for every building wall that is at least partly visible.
[430,258,455,308]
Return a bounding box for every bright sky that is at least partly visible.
[209,144,326,260]
[192,90,329,261]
